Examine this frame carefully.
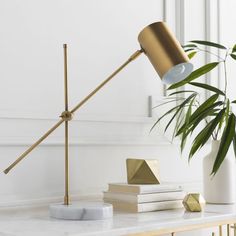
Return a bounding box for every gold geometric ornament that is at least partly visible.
[126,159,160,184]
[182,193,206,212]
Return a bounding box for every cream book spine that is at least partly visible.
[103,191,185,203]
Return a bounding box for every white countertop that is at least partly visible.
[0,203,236,236]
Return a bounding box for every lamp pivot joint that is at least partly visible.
[60,111,73,121]
[129,49,143,61]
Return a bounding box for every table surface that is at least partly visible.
[1,202,236,236]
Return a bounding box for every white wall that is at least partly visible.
[0,1,230,235]
[0,0,164,118]
[0,0,213,211]
[0,0,167,203]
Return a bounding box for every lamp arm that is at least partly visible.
[70,49,143,113]
[3,49,143,174]
[3,119,65,174]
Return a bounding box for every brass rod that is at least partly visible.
[64,120,69,205]
[171,233,175,236]
[212,233,215,236]
[219,225,223,236]
[3,49,143,175]
[70,50,143,114]
[63,44,70,205]
[234,223,236,236]
[228,224,231,236]
[64,44,69,111]
[4,119,65,174]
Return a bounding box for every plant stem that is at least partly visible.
[152,98,185,109]
[223,61,228,103]
[215,123,220,139]
[223,54,228,98]
[197,47,224,61]
[215,49,229,140]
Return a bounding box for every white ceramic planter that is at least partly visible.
[203,140,236,204]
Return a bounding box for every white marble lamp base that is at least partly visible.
[49,202,113,220]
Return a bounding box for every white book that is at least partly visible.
[108,183,183,194]
[103,191,185,203]
[104,199,183,213]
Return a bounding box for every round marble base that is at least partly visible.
[49,202,113,220]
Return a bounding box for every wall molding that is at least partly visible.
[0,109,170,146]
[0,113,154,124]
[0,193,102,208]
[0,181,202,208]
[0,95,173,146]
[217,0,224,91]
[205,0,221,91]
[0,108,153,123]
[175,0,185,44]
[0,135,169,147]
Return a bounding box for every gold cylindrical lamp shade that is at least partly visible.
[138,22,193,84]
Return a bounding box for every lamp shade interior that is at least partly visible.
[162,62,193,84]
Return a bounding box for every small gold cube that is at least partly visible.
[126,158,160,184]
[183,193,206,212]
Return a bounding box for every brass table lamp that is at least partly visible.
[3,22,193,220]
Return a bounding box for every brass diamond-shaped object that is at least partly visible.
[126,159,160,184]
[183,193,206,212]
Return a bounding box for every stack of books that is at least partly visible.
[103,183,185,213]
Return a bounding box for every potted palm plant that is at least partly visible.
[152,40,236,203]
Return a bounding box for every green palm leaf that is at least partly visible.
[168,90,196,96]
[189,109,226,160]
[230,54,236,60]
[188,120,214,160]
[225,99,230,125]
[168,62,219,90]
[233,134,236,158]
[164,93,197,132]
[152,98,183,109]
[189,82,225,96]
[182,44,197,48]
[188,51,197,59]
[180,99,194,152]
[232,44,236,53]
[189,94,219,122]
[176,101,223,137]
[173,109,185,142]
[150,105,180,132]
[186,107,222,135]
[212,114,236,175]
[190,40,226,49]
[184,48,195,53]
